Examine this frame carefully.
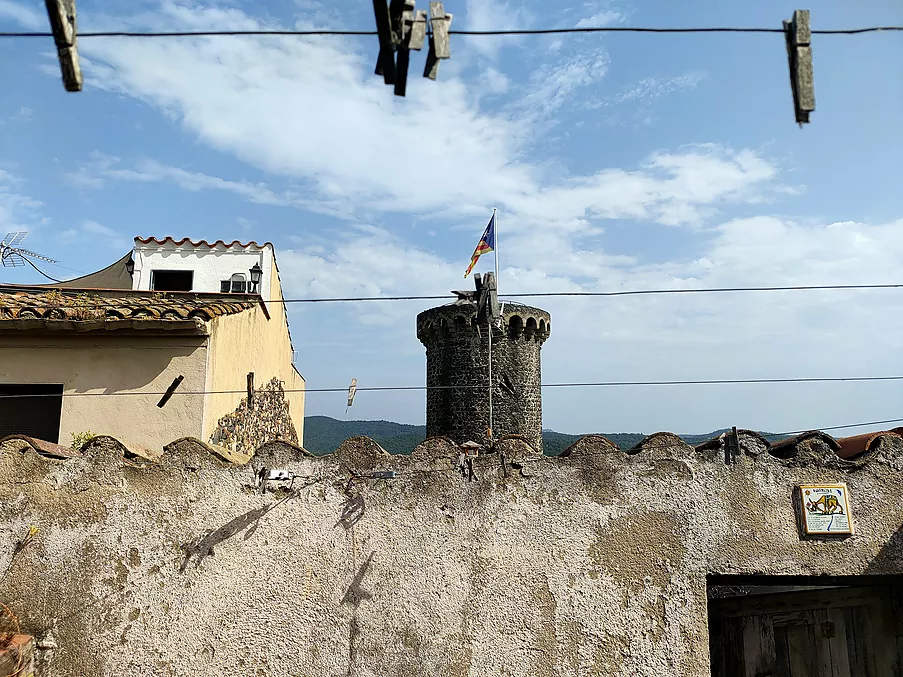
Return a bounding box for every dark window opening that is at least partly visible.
[0,384,64,443]
[219,274,247,294]
[151,270,193,292]
[707,575,903,676]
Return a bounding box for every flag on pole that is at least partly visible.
[464,212,496,278]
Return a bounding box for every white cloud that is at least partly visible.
[576,10,623,28]
[65,153,353,219]
[0,0,42,28]
[617,72,706,103]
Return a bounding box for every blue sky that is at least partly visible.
[1,0,902,435]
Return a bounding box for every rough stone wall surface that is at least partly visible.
[417,303,550,451]
[1,433,902,677]
[209,377,298,454]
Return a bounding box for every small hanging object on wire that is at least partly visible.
[44,0,82,92]
[424,1,452,81]
[345,378,358,415]
[784,9,814,125]
[372,0,428,97]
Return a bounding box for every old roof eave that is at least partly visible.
[0,317,210,334]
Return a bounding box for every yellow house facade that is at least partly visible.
[0,237,304,453]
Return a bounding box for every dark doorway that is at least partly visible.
[0,384,64,443]
[151,270,193,291]
[708,575,903,676]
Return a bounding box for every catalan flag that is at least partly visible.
[464,212,496,278]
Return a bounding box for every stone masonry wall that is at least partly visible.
[209,377,298,454]
[0,430,901,676]
[417,303,550,451]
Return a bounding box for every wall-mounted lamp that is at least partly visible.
[125,256,135,277]
[249,263,263,293]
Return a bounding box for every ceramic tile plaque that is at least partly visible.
[797,484,853,536]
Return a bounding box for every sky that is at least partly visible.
[0,0,902,436]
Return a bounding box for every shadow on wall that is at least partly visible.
[30,340,206,394]
[865,523,903,574]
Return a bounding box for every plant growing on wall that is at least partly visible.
[70,430,95,451]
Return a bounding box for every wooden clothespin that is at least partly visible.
[374,1,426,96]
[784,9,814,126]
[423,1,453,81]
[373,0,397,85]
[345,378,358,415]
[247,372,255,407]
[396,2,429,95]
[44,0,82,92]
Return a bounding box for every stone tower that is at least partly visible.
[416,302,551,451]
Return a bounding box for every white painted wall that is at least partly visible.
[131,239,274,303]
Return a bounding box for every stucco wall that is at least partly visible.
[0,334,207,449]
[1,432,901,676]
[132,241,274,305]
[202,263,304,446]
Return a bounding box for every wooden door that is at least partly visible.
[708,586,903,677]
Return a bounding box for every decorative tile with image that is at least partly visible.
[797,484,853,536]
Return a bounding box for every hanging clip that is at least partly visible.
[44,0,82,92]
[784,9,814,126]
[423,1,453,81]
[345,378,358,415]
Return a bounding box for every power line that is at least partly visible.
[4,282,901,306]
[779,417,903,436]
[1,374,901,399]
[1,25,901,39]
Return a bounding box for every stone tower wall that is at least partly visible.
[416,303,551,450]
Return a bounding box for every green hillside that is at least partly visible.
[303,416,781,456]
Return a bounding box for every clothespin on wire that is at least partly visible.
[373,0,427,97]
[424,1,453,81]
[345,378,358,415]
[784,9,814,126]
[44,0,82,92]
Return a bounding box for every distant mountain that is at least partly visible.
[303,416,783,456]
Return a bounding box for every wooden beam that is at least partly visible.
[156,375,184,408]
[45,0,82,92]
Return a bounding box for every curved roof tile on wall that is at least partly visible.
[135,237,274,249]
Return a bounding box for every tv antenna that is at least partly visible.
[0,232,61,282]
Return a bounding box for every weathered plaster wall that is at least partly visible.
[1,432,901,677]
[0,333,207,449]
[203,265,304,446]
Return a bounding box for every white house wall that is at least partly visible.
[132,241,274,306]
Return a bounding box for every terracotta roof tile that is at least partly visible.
[135,236,273,249]
[835,430,903,459]
[0,287,257,329]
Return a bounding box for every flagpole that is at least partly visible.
[488,207,498,442]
